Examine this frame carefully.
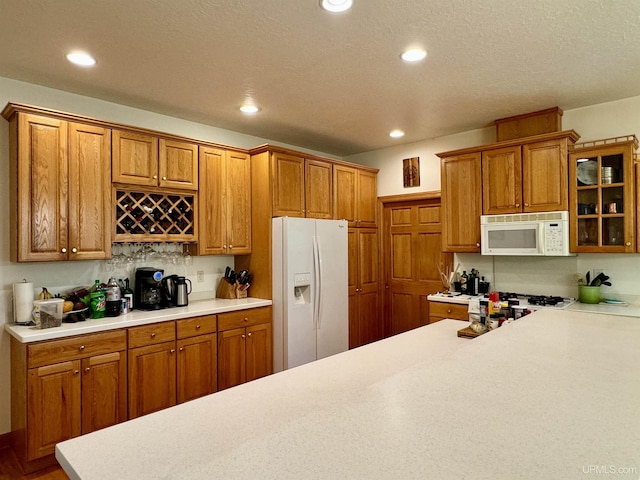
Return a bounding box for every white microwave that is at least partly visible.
[480,211,572,256]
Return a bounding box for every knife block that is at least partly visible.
[216,278,237,299]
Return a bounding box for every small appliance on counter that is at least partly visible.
[160,274,179,307]
[176,276,192,306]
[135,267,164,310]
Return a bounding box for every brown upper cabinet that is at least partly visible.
[112,131,198,191]
[196,146,251,255]
[271,151,333,218]
[569,136,638,253]
[439,152,482,252]
[5,108,112,262]
[482,132,580,214]
[334,165,377,227]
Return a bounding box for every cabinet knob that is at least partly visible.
[196,325,201,329]
[151,333,156,338]
[153,175,158,179]
[61,247,67,253]
[241,334,246,339]
[223,244,227,249]
[85,367,90,373]
[524,203,529,207]
[71,247,78,253]
[229,245,233,249]
[170,348,176,353]
[244,317,248,322]
[247,332,252,337]
[79,345,85,351]
[162,176,167,181]
[179,347,184,352]
[515,203,520,208]
[476,243,480,247]
[74,370,79,375]
[626,242,631,246]
[447,309,452,313]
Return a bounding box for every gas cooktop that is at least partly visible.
[496,292,576,309]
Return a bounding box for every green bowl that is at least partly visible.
[579,286,601,304]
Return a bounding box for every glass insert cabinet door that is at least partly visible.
[569,136,637,253]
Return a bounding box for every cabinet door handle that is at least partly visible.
[153,175,158,179]
[170,349,176,353]
[71,247,78,253]
[247,332,252,337]
[515,203,520,208]
[524,203,529,207]
[244,317,248,322]
[476,242,480,247]
[74,370,79,375]
[179,347,184,352]
[626,242,631,246]
[85,368,90,373]
[229,245,233,249]
[162,176,167,181]
[196,325,201,329]
[241,334,246,339]
[151,333,156,338]
[223,244,227,249]
[79,345,85,351]
[61,247,67,253]
[447,309,452,314]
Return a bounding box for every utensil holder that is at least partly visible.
[579,286,601,304]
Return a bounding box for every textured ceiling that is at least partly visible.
[1,0,640,156]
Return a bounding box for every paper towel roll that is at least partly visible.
[13,281,34,324]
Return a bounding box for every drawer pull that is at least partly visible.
[61,247,67,253]
[85,368,90,373]
[244,317,248,322]
[71,247,78,253]
[447,309,452,313]
[151,333,156,338]
[74,370,79,375]
[196,325,201,329]
[79,345,85,351]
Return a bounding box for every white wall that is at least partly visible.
[0,77,341,435]
[345,95,640,301]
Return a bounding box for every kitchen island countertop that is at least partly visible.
[56,312,640,479]
[5,297,272,343]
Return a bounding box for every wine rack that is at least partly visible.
[114,189,196,242]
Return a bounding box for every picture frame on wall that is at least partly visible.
[403,157,420,187]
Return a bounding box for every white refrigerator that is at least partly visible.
[272,217,349,373]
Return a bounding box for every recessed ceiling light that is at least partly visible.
[389,130,405,138]
[320,0,353,13]
[240,104,260,114]
[66,51,96,67]
[401,48,427,62]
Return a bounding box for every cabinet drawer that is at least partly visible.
[428,301,469,321]
[128,321,175,348]
[28,330,126,368]
[176,315,217,339]
[217,306,272,331]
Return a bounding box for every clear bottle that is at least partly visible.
[105,277,121,317]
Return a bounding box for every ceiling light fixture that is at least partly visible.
[240,104,260,114]
[389,130,405,138]
[401,48,427,62]
[66,51,96,67]
[320,0,353,13]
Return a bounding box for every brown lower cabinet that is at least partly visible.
[428,301,469,323]
[11,330,127,472]
[217,306,272,390]
[10,307,269,472]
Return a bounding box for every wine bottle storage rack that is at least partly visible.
[114,189,196,242]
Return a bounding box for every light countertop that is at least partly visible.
[56,312,640,480]
[5,297,272,343]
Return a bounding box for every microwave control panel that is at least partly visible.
[544,222,568,255]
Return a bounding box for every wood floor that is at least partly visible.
[0,447,69,480]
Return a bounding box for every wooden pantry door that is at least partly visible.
[381,193,452,336]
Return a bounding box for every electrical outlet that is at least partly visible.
[197,271,204,283]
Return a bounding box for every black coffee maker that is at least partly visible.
[135,268,164,310]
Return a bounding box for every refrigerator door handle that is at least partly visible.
[313,235,321,330]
